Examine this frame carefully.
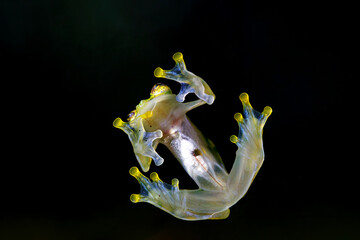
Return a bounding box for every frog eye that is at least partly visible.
[150,83,172,97]
[127,110,137,121]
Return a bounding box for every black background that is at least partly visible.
[1,0,358,239]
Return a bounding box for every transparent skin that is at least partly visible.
[113,53,272,220]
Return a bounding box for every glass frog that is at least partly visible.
[113,52,272,220]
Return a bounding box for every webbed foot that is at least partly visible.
[154,52,215,105]
[129,166,182,213]
[230,93,272,149]
[129,166,230,220]
[113,114,163,172]
[227,93,272,196]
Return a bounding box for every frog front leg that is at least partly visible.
[113,111,164,172]
[154,52,215,105]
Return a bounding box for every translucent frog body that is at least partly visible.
[113,53,272,220]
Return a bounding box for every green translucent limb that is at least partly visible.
[113,115,163,172]
[129,167,230,220]
[154,52,215,105]
[229,93,272,199]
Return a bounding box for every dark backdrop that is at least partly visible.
[1,0,357,239]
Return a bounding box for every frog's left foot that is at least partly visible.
[154,52,215,105]
[129,166,183,214]
[129,166,230,220]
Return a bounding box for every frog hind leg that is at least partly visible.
[228,93,272,201]
[129,167,230,220]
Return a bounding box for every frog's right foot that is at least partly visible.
[154,52,215,105]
